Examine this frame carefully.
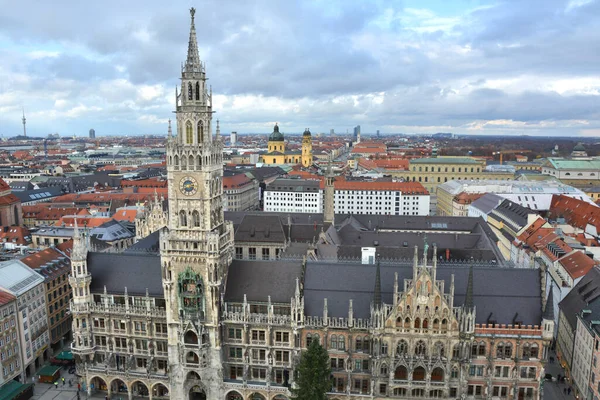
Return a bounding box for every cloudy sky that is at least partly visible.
[0,0,599,137]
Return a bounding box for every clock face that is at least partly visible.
[179,176,198,196]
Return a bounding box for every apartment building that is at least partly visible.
[0,260,49,380]
[264,179,322,213]
[223,173,260,212]
[0,292,21,386]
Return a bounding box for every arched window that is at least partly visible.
[422,318,429,329]
[404,317,411,329]
[188,83,193,100]
[415,340,427,356]
[197,120,204,143]
[413,366,426,381]
[397,340,408,356]
[431,367,444,382]
[414,317,421,329]
[179,210,187,227]
[195,82,200,101]
[330,335,337,350]
[355,336,363,351]
[478,342,486,356]
[174,155,179,168]
[380,363,388,376]
[394,365,408,380]
[496,342,512,358]
[186,121,193,144]
[192,211,200,227]
[380,341,387,355]
[452,344,460,359]
[338,336,345,351]
[181,155,187,170]
[451,367,459,379]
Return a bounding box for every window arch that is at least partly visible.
[186,121,193,144]
[197,120,204,143]
[431,367,444,382]
[452,344,460,359]
[415,340,427,356]
[179,210,187,227]
[414,317,421,329]
[338,336,345,351]
[496,342,512,358]
[195,82,200,101]
[330,335,337,350]
[397,340,408,356]
[192,210,200,227]
[174,155,179,169]
[394,365,408,380]
[181,155,187,170]
[413,366,426,381]
[188,83,192,100]
[404,317,411,329]
[380,363,388,376]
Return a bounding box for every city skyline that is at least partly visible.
[0,0,599,137]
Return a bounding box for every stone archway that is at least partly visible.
[152,383,169,398]
[89,376,108,393]
[189,385,207,400]
[248,393,266,400]
[225,390,243,400]
[131,380,149,397]
[272,395,289,400]
[110,378,128,395]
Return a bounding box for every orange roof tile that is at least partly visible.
[223,174,253,189]
[559,251,596,279]
[113,209,138,222]
[0,226,31,245]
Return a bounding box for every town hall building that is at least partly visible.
[69,8,553,400]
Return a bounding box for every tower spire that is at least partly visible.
[167,119,172,138]
[543,288,555,320]
[185,8,201,72]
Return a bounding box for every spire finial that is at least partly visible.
[185,8,201,72]
[167,119,172,138]
[543,288,555,320]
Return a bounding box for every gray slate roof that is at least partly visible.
[470,193,504,216]
[224,260,303,303]
[559,266,600,330]
[87,252,162,297]
[303,261,542,325]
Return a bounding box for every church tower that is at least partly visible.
[301,128,313,167]
[160,8,234,400]
[324,157,335,224]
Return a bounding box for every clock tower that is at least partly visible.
[160,8,234,400]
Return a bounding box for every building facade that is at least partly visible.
[0,260,49,380]
[437,179,593,217]
[70,9,553,400]
[259,125,313,166]
[223,174,260,212]
[21,246,73,351]
[264,179,323,214]
[0,292,21,386]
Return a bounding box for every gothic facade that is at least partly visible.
[69,8,553,400]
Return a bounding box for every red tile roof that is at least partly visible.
[453,192,484,205]
[57,216,112,228]
[559,251,596,279]
[21,247,64,269]
[113,209,138,222]
[0,226,31,245]
[223,174,253,189]
[0,290,16,306]
[56,240,73,256]
[551,194,600,232]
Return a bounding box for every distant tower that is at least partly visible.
[89,129,95,139]
[376,129,380,138]
[230,131,238,146]
[353,125,361,144]
[330,128,335,136]
[324,156,335,224]
[301,128,313,167]
[21,108,26,137]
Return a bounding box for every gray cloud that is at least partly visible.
[0,0,599,136]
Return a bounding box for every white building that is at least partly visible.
[0,260,48,380]
[439,179,594,213]
[264,179,323,213]
[230,131,237,146]
[334,181,430,216]
[264,178,431,216]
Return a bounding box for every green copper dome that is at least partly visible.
[269,124,284,142]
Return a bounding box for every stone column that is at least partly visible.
[128,386,133,400]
